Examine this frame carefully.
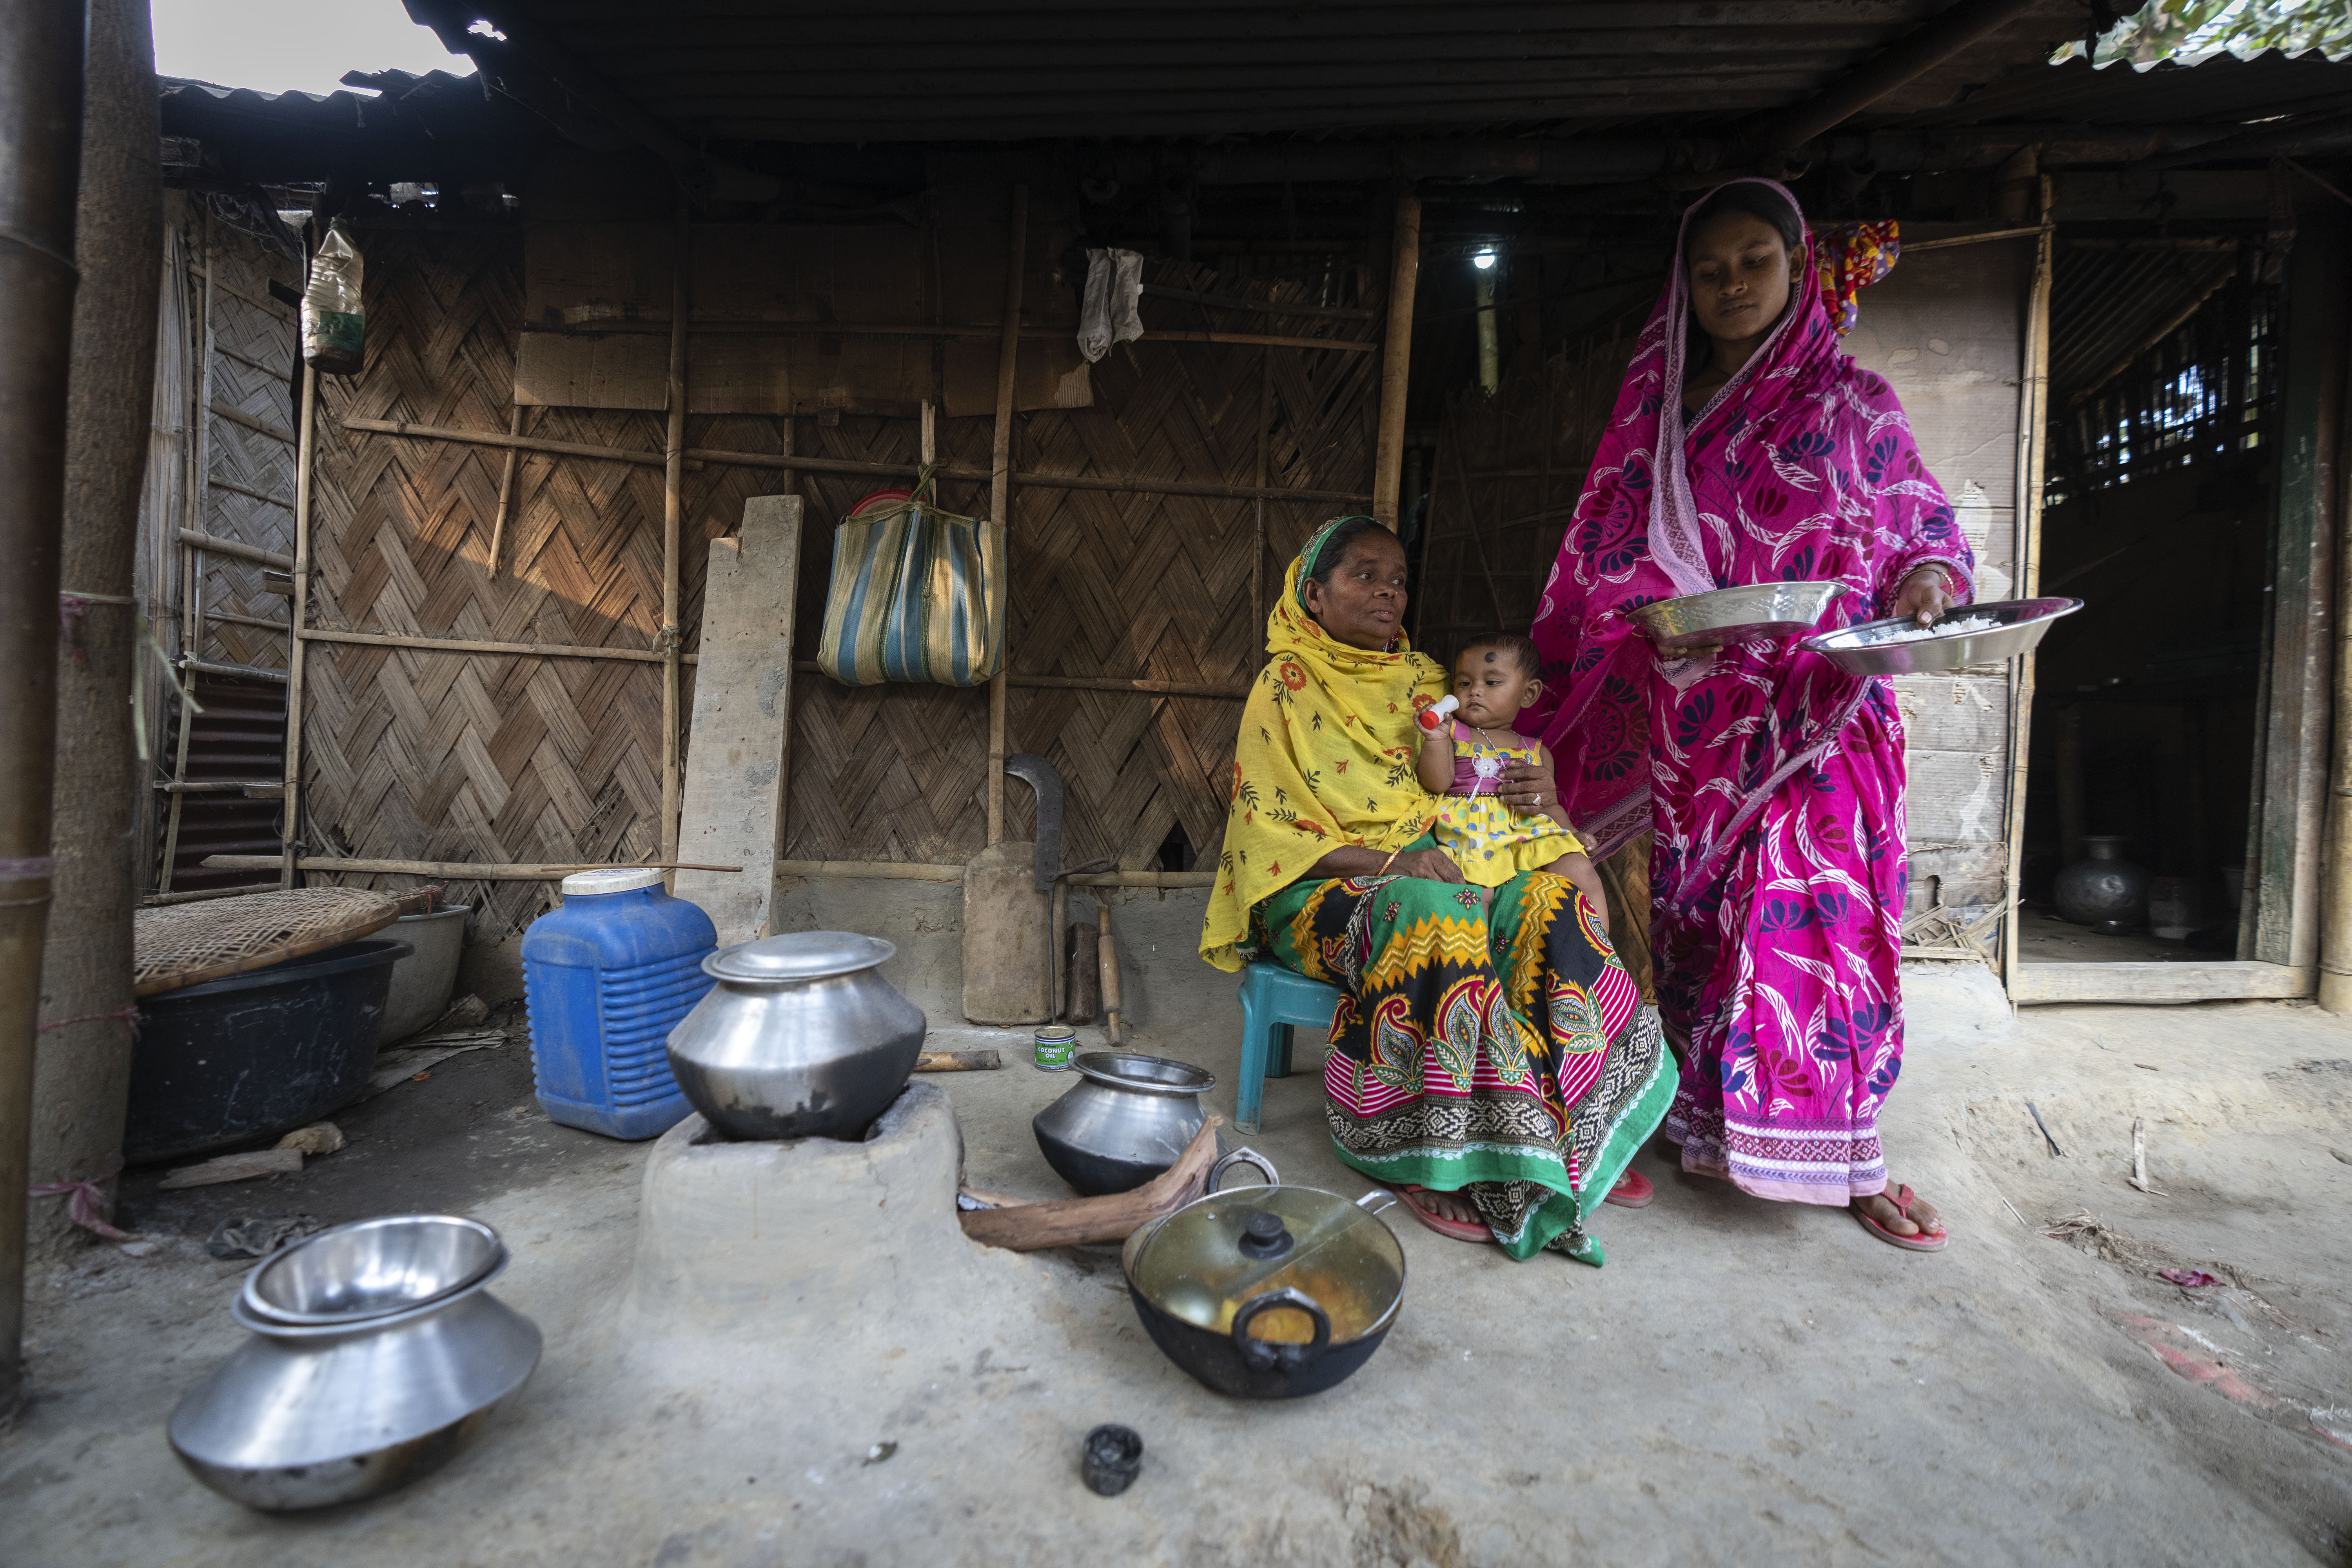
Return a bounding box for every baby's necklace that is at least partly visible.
[1468,724,1510,791]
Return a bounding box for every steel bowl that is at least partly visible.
[172,1224,540,1511]
[1033,1051,1216,1195]
[665,931,926,1141]
[1799,596,2083,676]
[1629,580,1849,651]
[240,1214,504,1327]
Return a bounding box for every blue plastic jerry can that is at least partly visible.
[520,869,717,1140]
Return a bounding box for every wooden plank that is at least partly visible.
[513,331,668,410]
[2248,212,2344,969]
[675,496,802,944]
[2009,960,2314,1004]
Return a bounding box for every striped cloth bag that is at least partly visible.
[816,491,1006,687]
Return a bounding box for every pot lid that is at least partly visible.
[1129,1180,1405,1347]
[1072,1050,1216,1097]
[705,930,897,983]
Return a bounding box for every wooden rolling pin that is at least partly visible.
[1098,900,1125,1046]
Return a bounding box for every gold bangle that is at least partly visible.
[1373,846,1405,879]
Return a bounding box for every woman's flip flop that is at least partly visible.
[1854,1183,1947,1252]
[1603,1170,1655,1209]
[1396,1184,1494,1244]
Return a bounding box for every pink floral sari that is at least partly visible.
[1529,180,1973,1205]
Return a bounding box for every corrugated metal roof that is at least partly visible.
[1876,47,2352,127]
[2049,242,2242,397]
[160,69,554,182]
[480,0,2085,143]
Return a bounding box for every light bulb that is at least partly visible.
[1472,248,1497,270]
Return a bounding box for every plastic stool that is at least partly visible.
[1234,964,1343,1134]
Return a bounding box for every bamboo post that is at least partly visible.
[279,362,317,889]
[160,208,215,895]
[487,402,522,573]
[1252,347,1270,645]
[2000,177,2054,997]
[986,183,1027,847]
[660,199,689,874]
[1372,187,1421,529]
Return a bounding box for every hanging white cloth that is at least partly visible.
[1077,247,1144,362]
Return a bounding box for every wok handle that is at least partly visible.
[1231,1287,1332,1373]
[1207,1147,1279,1191]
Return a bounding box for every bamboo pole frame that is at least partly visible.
[160,207,214,896]
[659,200,689,875]
[523,319,1374,354]
[1372,187,1421,529]
[202,854,1214,889]
[2000,183,2055,996]
[487,403,522,573]
[987,184,1027,847]
[339,416,1371,505]
[280,361,318,889]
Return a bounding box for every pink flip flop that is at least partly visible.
[1854,1184,1947,1252]
[1603,1170,1655,1209]
[1396,1184,1494,1244]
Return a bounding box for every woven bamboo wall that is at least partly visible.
[303,231,1380,935]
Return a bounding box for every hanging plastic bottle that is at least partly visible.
[301,217,365,375]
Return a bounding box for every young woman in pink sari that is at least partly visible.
[1532,180,1971,1250]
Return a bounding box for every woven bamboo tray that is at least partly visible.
[133,887,405,998]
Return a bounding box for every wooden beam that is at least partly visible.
[2001,175,2052,998]
[2009,960,2314,1005]
[1373,188,1421,529]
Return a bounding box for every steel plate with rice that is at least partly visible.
[1629,581,1848,651]
[1798,597,2083,676]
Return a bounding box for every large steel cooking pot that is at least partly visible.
[1122,1152,1407,1399]
[170,1214,541,1510]
[1033,1051,1215,1195]
[664,931,926,1140]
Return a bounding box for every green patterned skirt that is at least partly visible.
[1246,843,1670,1261]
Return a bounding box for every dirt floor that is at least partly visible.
[5,979,2352,1567]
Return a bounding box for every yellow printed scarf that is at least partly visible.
[1199,521,1446,971]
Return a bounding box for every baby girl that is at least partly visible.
[1415,633,1610,933]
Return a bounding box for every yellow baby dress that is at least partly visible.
[1430,722,1584,887]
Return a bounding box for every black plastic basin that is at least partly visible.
[125,937,412,1164]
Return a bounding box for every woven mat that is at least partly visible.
[134,887,405,998]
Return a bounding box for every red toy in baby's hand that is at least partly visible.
[1415,695,1459,732]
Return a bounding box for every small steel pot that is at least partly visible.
[170,1215,541,1511]
[665,932,926,1140]
[1033,1051,1214,1195]
[1121,1152,1407,1400]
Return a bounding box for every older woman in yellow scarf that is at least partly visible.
[1201,517,1671,1263]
